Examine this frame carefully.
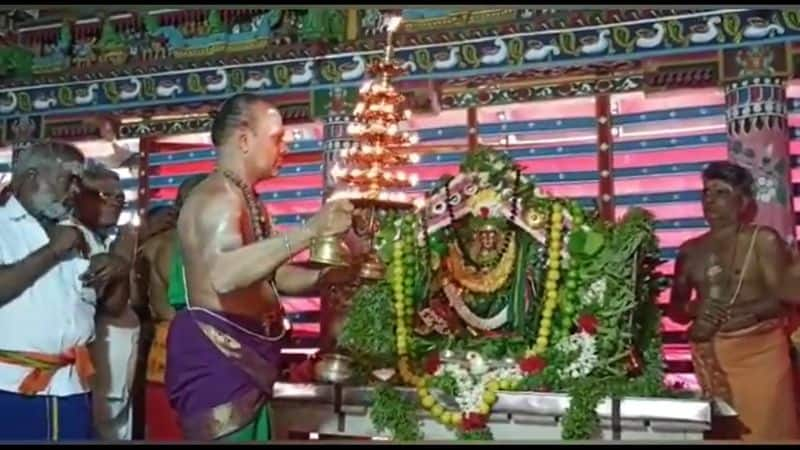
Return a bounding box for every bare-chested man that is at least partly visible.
[165,93,354,441]
[669,161,799,441]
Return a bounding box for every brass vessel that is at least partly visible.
[309,235,352,267]
[358,251,385,280]
[313,353,355,384]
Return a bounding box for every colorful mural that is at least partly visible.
[2,9,800,120]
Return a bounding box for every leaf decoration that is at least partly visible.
[722,14,742,42]
[103,82,119,103]
[558,31,578,56]
[57,86,74,107]
[142,78,156,99]
[187,73,204,94]
[414,48,433,73]
[460,44,479,68]
[272,64,290,88]
[18,92,31,112]
[568,229,605,258]
[666,20,687,46]
[612,27,634,53]
[320,61,341,83]
[507,37,524,65]
[230,69,244,92]
[783,10,800,31]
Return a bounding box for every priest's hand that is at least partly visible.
[308,200,354,237]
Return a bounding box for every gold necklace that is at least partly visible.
[445,235,517,294]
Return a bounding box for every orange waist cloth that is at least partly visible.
[147,321,170,384]
[0,346,94,396]
[691,324,800,441]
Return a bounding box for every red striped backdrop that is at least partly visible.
[134,82,800,389]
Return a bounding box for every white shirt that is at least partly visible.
[0,195,96,396]
[69,220,141,404]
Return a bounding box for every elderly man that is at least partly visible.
[69,162,139,440]
[166,93,355,441]
[669,161,799,441]
[136,175,205,441]
[0,141,95,440]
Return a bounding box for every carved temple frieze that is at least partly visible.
[1,9,798,92]
[1,8,712,87]
[1,8,799,142]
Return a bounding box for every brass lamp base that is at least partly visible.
[359,251,385,280]
[309,235,352,267]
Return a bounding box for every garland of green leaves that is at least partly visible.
[370,384,424,441]
[337,147,670,441]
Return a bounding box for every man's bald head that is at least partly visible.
[211,93,276,147]
[211,94,286,182]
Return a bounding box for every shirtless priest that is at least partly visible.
[165,94,354,441]
[668,161,799,441]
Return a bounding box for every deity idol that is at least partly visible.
[414,148,550,339]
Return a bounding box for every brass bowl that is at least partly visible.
[313,353,355,384]
[359,252,386,280]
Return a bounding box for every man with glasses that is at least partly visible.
[0,141,94,441]
[70,161,139,440]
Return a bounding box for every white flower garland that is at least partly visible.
[556,332,599,379]
[581,278,607,308]
[435,362,523,413]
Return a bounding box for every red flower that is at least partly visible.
[461,413,488,431]
[424,352,441,375]
[577,314,599,335]
[518,356,547,375]
[480,207,490,219]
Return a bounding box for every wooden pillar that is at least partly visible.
[467,106,478,152]
[595,94,615,222]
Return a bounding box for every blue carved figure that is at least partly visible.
[143,15,186,50]
[32,22,71,72]
[228,9,282,44]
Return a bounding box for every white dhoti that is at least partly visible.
[91,318,140,441]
